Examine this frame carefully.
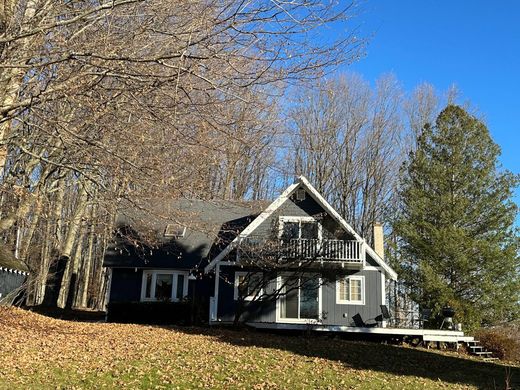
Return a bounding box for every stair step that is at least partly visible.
[474,351,493,355]
[483,357,499,361]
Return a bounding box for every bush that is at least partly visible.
[475,327,520,362]
[106,299,207,325]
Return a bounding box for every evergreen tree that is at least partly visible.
[393,105,519,329]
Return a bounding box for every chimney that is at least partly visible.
[373,222,384,260]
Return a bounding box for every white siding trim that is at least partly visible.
[363,266,383,271]
[204,182,300,273]
[298,176,397,280]
[204,176,397,281]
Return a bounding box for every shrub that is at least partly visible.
[106,299,208,325]
[475,327,520,362]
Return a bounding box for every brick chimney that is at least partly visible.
[373,222,384,260]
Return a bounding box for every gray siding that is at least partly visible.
[251,191,355,241]
[321,269,383,326]
[0,270,26,302]
[216,266,384,327]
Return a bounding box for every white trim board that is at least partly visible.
[204,181,300,273]
[204,176,397,280]
[297,177,396,280]
[248,322,466,338]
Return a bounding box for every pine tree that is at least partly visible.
[393,105,519,330]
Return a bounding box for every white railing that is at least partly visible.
[238,237,363,262]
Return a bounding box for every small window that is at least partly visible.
[296,188,306,201]
[164,224,186,238]
[336,276,364,305]
[234,272,263,301]
[141,270,188,302]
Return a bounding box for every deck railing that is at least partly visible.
[237,237,363,263]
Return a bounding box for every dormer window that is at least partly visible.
[164,224,186,238]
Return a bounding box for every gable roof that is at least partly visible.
[104,199,265,269]
[204,176,397,280]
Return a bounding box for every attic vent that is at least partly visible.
[296,188,306,201]
[164,224,186,238]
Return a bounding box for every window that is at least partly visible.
[164,224,186,238]
[296,188,306,201]
[279,217,321,241]
[234,272,263,301]
[336,275,365,305]
[141,270,189,302]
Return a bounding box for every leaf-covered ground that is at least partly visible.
[0,307,518,389]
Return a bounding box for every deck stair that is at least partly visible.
[422,334,497,360]
[461,337,497,361]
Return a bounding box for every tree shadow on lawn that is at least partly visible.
[172,326,519,390]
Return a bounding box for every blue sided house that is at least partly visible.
[103,176,398,330]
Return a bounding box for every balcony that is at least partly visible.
[236,237,364,264]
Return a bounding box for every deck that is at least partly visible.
[248,322,473,343]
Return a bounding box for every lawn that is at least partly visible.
[0,307,518,389]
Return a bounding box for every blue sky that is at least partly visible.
[333,0,519,210]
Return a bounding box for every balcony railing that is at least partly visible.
[237,237,363,263]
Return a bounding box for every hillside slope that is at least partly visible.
[0,307,518,389]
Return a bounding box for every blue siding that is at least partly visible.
[216,266,276,323]
[109,268,143,302]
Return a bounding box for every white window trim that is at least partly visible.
[234,271,263,301]
[275,274,322,324]
[278,216,322,240]
[336,275,365,305]
[140,269,189,302]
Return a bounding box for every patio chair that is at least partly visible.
[352,313,377,328]
[420,308,432,329]
[379,305,392,327]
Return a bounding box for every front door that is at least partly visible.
[279,276,320,321]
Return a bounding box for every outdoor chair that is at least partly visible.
[420,308,432,329]
[379,304,392,327]
[352,313,377,328]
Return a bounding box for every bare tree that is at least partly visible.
[290,73,405,241]
[0,1,367,308]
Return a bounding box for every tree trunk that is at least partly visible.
[42,183,88,308]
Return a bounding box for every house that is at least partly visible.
[0,246,29,305]
[104,176,397,329]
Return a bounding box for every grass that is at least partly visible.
[0,307,518,389]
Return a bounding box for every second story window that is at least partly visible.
[279,216,321,241]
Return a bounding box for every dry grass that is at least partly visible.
[0,307,518,389]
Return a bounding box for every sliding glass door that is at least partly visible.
[279,276,320,321]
